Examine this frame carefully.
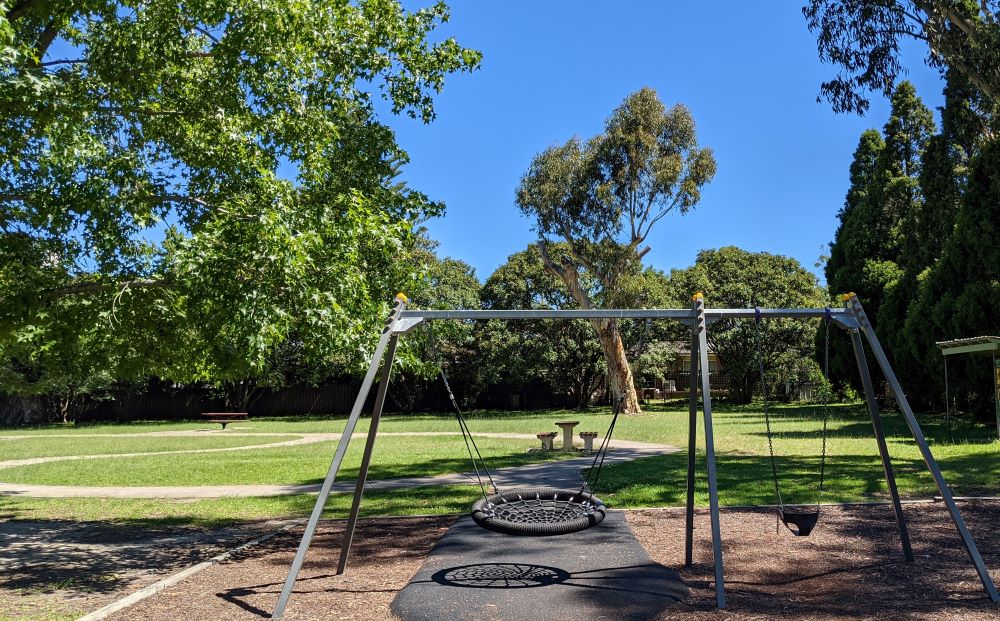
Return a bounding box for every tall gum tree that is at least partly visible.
[804,0,1000,116]
[515,88,716,414]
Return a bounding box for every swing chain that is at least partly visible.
[754,308,785,523]
[757,307,833,533]
[426,323,497,501]
[817,308,832,502]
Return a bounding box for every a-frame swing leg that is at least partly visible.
[848,328,914,562]
[845,294,1000,602]
[684,322,699,567]
[271,295,408,620]
[693,294,726,608]
[337,333,399,574]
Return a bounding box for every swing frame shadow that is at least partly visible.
[269,293,1000,619]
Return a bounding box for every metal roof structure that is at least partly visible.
[936,336,1000,356]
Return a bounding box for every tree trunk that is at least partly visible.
[537,241,643,413]
[592,318,642,413]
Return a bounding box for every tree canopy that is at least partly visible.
[804,0,1000,115]
[0,0,481,405]
[668,247,826,404]
[477,245,605,410]
[516,87,716,413]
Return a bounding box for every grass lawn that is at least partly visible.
[1,401,997,524]
[0,434,573,486]
[0,435,294,460]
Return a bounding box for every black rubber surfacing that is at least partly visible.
[391,512,687,621]
[471,487,606,536]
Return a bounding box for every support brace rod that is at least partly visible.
[694,294,726,608]
[848,328,913,562]
[846,294,999,602]
[684,322,699,567]
[337,334,399,574]
[271,295,407,619]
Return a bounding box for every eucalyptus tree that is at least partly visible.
[0,1,481,393]
[804,0,1000,115]
[515,88,716,413]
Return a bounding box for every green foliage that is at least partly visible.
[826,63,999,421]
[631,340,677,388]
[825,83,934,389]
[0,1,481,399]
[881,69,990,410]
[515,87,716,412]
[477,245,605,409]
[668,246,826,403]
[391,239,481,411]
[910,140,1000,418]
[804,0,1000,114]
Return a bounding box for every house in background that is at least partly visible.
[645,341,729,399]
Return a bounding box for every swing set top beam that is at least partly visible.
[398,307,850,321]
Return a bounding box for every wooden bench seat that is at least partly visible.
[201,412,249,429]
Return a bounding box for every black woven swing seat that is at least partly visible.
[780,507,820,537]
[471,487,607,536]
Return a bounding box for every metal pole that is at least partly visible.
[848,328,913,562]
[271,294,408,619]
[944,355,952,443]
[685,320,699,567]
[337,334,399,574]
[993,352,999,441]
[694,293,726,608]
[845,293,1000,602]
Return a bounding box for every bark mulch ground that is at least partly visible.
[13,501,1000,620]
[0,519,282,620]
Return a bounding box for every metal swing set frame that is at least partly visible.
[270,292,1000,619]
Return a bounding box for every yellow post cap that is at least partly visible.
[395,292,408,303]
[691,292,704,301]
[840,292,856,302]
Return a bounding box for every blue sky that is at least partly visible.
[381,2,947,285]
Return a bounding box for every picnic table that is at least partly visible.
[554,420,580,452]
[201,412,248,429]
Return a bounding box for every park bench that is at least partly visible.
[201,412,248,429]
[536,431,557,451]
[579,431,599,453]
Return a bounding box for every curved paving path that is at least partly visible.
[0,431,676,499]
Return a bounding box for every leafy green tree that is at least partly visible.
[878,70,986,405]
[0,1,481,399]
[908,140,1000,419]
[825,83,934,386]
[631,341,677,391]
[477,245,605,410]
[515,87,716,413]
[804,0,1000,114]
[668,247,826,404]
[826,130,887,305]
[391,242,481,412]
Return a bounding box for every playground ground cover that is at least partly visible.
[103,501,1000,621]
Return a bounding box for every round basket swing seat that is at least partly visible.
[471,487,607,536]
